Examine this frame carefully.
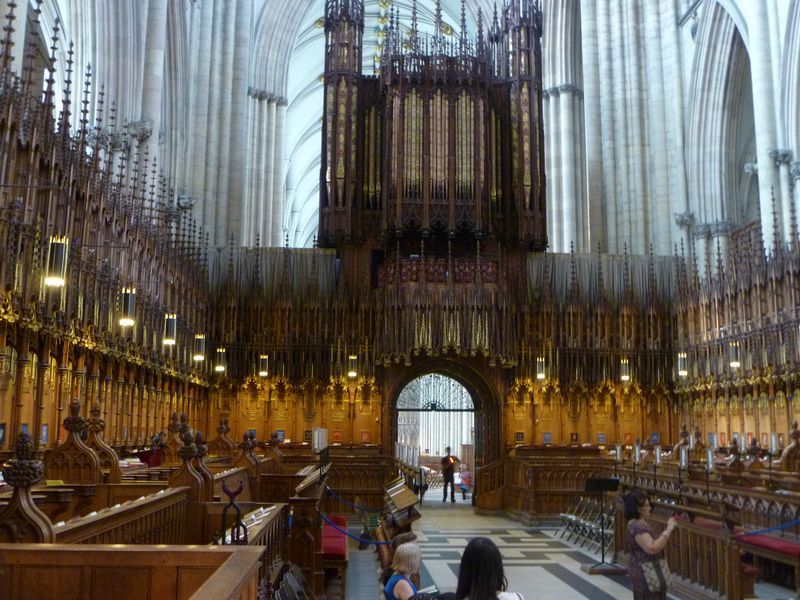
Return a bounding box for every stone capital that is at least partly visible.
[767,148,793,166]
[743,162,758,176]
[127,119,153,142]
[674,211,695,228]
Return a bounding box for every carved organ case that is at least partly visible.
[320,0,546,253]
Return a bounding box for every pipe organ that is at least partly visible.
[320,0,546,250]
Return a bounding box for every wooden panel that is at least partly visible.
[178,567,217,600]
[91,567,151,600]
[20,566,83,600]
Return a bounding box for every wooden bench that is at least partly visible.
[322,515,349,599]
[736,532,800,593]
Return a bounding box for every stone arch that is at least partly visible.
[783,1,800,156]
[686,1,756,269]
[382,357,503,469]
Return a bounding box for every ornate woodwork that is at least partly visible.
[0,433,55,542]
[43,399,103,484]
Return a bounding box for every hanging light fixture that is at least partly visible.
[162,313,177,346]
[536,356,546,380]
[347,354,358,379]
[677,351,688,378]
[620,357,631,382]
[44,235,69,287]
[193,334,206,362]
[119,288,136,327]
[259,354,269,377]
[215,347,226,373]
[729,341,740,369]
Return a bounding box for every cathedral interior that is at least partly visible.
[1,0,800,598]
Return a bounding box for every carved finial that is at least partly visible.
[63,399,85,433]
[177,429,197,460]
[86,401,106,433]
[195,431,207,458]
[791,421,800,443]
[168,412,181,433]
[3,433,43,487]
[240,432,254,451]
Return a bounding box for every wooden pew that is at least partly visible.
[287,464,329,597]
[54,486,191,544]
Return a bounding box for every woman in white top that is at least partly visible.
[455,537,524,600]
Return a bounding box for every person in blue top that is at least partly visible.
[384,542,420,600]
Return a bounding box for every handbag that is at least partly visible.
[640,557,673,593]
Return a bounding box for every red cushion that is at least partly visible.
[322,528,347,560]
[322,520,347,560]
[742,534,800,558]
[328,515,348,529]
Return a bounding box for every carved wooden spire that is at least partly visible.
[85,401,122,483]
[0,432,55,542]
[43,399,103,484]
[193,431,214,502]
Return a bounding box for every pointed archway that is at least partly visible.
[380,357,504,473]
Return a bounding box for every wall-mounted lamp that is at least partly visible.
[193,334,206,361]
[536,356,546,380]
[677,351,688,377]
[259,354,269,377]
[347,354,357,379]
[44,235,69,287]
[214,347,226,373]
[729,341,740,369]
[163,313,177,346]
[119,287,136,327]
[620,357,630,382]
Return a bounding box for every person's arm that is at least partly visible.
[393,578,415,600]
[634,517,676,555]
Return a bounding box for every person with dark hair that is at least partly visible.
[441,446,459,502]
[455,537,523,600]
[624,489,677,599]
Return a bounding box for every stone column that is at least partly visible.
[545,87,562,251]
[581,0,605,251]
[271,100,288,246]
[264,98,277,244]
[749,0,782,248]
[139,0,169,180]
[559,84,577,251]
[792,162,800,238]
[229,0,252,244]
[597,0,618,251]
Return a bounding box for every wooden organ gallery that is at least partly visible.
[1,0,800,598]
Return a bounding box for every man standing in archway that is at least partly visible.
[441,446,459,503]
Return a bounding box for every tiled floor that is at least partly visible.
[340,494,796,599]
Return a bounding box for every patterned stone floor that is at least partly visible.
[340,494,795,599]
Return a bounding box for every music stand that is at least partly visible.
[580,477,626,575]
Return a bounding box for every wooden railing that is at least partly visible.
[611,500,742,600]
[475,457,506,510]
[323,456,395,514]
[216,503,288,594]
[54,486,190,544]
